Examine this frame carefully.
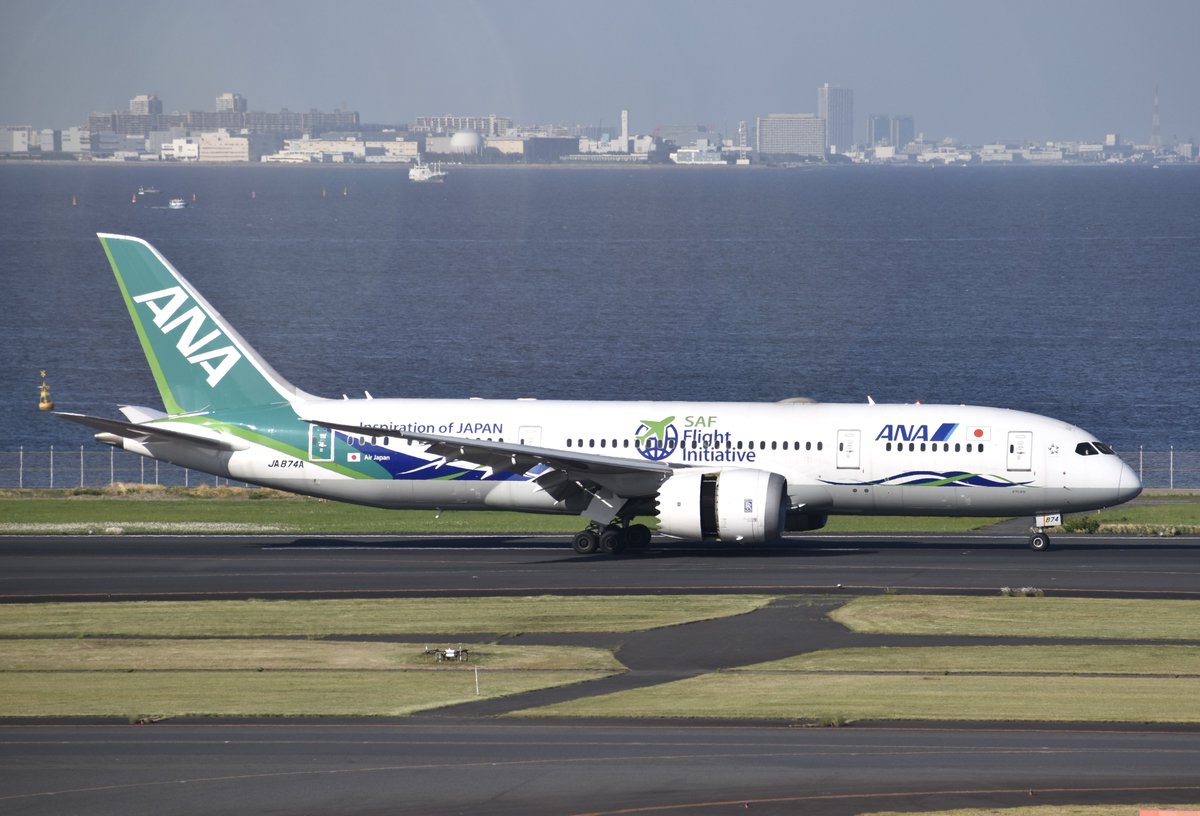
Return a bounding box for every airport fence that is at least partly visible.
[0,446,1197,491]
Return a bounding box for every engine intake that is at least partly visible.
[656,468,789,543]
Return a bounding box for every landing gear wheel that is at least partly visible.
[625,524,652,550]
[599,528,626,555]
[1028,532,1051,551]
[572,530,599,555]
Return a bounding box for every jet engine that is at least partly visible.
[656,469,789,543]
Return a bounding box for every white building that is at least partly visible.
[162,137,199,161]
[61,127,88,154]
[197,131,266,162]
[670,139,727,165]
[756,114,825,157]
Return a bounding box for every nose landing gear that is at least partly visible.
[1028,531,1051,551]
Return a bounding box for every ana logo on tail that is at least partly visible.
[133,286,242,387]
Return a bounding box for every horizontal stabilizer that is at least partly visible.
[56,412,248,452]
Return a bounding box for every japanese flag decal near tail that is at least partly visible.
[98,233,310,414]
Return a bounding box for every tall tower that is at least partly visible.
[1150,83,1162,148]
[817,83,854,154]
[620,109,629,149]
[867,114,890,147]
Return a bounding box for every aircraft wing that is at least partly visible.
[303,418,676,501]
[56,412,249,452]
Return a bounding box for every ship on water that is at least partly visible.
[409,158,447,183]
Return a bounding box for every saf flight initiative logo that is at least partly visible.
[634,416,678,461]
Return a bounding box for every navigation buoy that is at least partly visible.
[38,371,54,412]
[71,195,77,207]
[322,188,327,198]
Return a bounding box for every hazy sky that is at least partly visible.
[3,0,1198,145]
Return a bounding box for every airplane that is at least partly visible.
[58,233,1143,555]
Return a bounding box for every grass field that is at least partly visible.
[829,596,1200,641]
[517,670,1200,723]
[752,644,1200,674]
[0,595,773,637]
[7,594,1200,721]
[0,594,768,718]
[0,669,616,718]
[0,637,625,718]
[513,596,1200,723]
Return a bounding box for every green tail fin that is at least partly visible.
[98,233,307,415]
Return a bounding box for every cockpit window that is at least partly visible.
[1075,442,1099,456]
[1094,442,1115,455]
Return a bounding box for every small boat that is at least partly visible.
[138,186,160,195]
[409,159,447,183]
[168,198,186,209]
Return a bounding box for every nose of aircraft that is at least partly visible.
[1115,458,1143,505]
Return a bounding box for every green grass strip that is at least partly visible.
[0,670,612,718]
[750,645,1200,675]
[0,595,773,637]
[518,672,1200,723]
[830,596,1200,641]
[0,639,624,672]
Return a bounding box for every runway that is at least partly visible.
[2,532,1199,600]
[3,721,1199,816]
[2,533,1200,814]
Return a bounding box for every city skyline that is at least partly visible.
[3,0,1199,146]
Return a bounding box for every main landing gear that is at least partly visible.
[572,522,652,555]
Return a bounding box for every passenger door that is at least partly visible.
[1007,431,1032,471]
[836,430,860,469]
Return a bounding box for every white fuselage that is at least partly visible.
[188,397,1140,520]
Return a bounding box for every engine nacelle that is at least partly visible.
[656,468,789,543]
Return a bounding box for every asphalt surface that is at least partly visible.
[2,531,1199,600]
[3,531,1200,814]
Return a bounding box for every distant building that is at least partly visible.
[867,114,890,147]
[890,115,914,151]
[817,83,853,153]
[670,139,727,165]
[162,137,199,161]
[756,114,825,157]
[197,130,273,162]
[216,93,247,113]
[39,128,62,152]
[61,127,88,154]
[129,94,162,116]
[0,126,32,154]
[413,115,512,136]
